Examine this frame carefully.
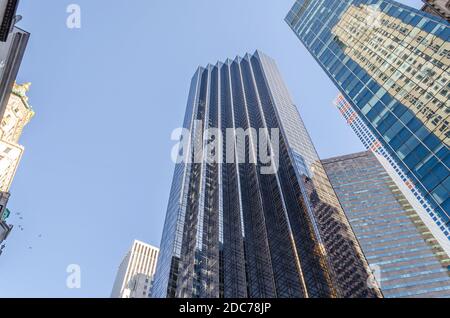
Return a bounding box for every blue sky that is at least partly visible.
[0,0,422,297]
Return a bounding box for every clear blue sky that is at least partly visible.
[0,0,422,297]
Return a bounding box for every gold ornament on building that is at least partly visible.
[0,82,34,192]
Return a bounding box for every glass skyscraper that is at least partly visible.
[152,51,381,298]
[286,0,450,229]
[334,94,450,249]
[323,151,450,298]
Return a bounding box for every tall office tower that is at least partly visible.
[111,240,159,298]
[286,1,450,231]
[0,82,33,245]
[152,51,381,299]
[421,0,450,21]
[335,94,450,251]
[323,151,450,298]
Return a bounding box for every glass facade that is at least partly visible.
[323,151,450,298]
[152,51,381,298]
[286,0,450,227]
[334,94,450,249]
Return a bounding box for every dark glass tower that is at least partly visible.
[152,51,381,298]
[286,0,450,229]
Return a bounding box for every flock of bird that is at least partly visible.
[0,211,43,254]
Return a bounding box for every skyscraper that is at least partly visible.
[111,240,159,298]
[0,82,33,246]
[421,0,450,21]
[286,0,450,229]
[334,94,450,250]
[152,51,381,298]
[323,151,450,298]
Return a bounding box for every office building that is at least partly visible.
[323,151,450,298]
[152,51,381,298]
[0,82,33,245]
[111,240,159,298]
[421,0,450,21]
[335,94,450,250]
[286,0,450,229]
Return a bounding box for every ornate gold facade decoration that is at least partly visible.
[0,82,34,192]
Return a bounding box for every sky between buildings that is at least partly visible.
[0,0,423,297]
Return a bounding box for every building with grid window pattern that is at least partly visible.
[151,51,381,298]
[111,240,159,298]
[334,94,450,249]
[323,151,450,298]
[286,0,450,231]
